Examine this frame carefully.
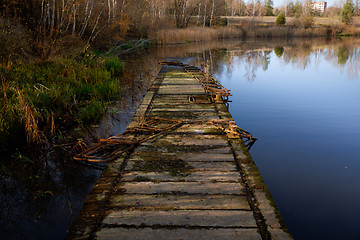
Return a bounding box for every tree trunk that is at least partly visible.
[252,0,255,23]
[50,0,55,34]
[72,5,76,34]
[196,1,201,25]
[47,0,51,29]
[81,0,94,36]
[108,0,112,24]
[209,0,214,26]
[203,0,207,27]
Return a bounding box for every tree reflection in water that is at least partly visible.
[185,38,360,82]
[2,37,360,240]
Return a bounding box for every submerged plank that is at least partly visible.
[96,228,262,240]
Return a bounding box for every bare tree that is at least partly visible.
[174,0,200,28]
[203,0,207,26]
[209,0,215,26]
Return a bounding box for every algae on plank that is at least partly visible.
[131,155,194,177]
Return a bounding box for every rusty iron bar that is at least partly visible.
[74,117,183,163]
[210,120,257,150]
[74,142,136,163]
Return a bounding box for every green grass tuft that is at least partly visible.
[0,54,124,160]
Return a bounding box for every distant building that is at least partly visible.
[312,2,327,14]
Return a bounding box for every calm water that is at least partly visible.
[0,52,160,240]
[200,39,360,240]
[2,39,360,240]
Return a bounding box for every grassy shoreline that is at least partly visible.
[0,54,123,163]
[153,17,360,45]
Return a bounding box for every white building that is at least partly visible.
[312,2,327,14]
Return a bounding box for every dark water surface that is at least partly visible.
[193,38,360,240]
[2,38,360,240]
[0,51,160,240]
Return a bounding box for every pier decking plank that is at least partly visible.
[66,65,292,240]
[96,228,262,240]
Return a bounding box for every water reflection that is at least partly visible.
[184,38,360,82]
[336,46,350,65]
[274,46,284,57]
[328,45,360,80]
[129,40,360,240]
[0,48,162,240]
[2,38,360,240]
[189,38,360,240]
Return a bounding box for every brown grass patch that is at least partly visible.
[153,26,243,44]
[153,17,360,45]
[16,89,42,143]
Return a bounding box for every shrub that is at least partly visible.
[77,101,105,124]
[340,0,354,24]
[336,46,350,65]
[302,16,315,29]
[276,13,286,25]
[104,57,123,77]
[0,55,123,158]
[274,47,284,57]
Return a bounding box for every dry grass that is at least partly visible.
[227,16,360,26]
[16,89,42,143]
[154,27,218,44]
[153,16,360,45]
[153,26,243,45]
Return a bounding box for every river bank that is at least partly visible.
[152,16,360,44]
[0,44,161,239]
[1,37,359,239]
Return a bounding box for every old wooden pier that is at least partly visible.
[67,63,292,240]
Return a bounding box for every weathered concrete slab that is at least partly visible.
[186,161,237,171]
[103,210,257,227]
[163,124,223,135]
[125,158,237,173]
[163,133,227,140]
[162,79,196,82]
[109,194,251,210]
[132,145,232,154]
[125,160,236,172]
[162,78,199,82]
[118,182,245,195]
[154,95,195,100]
[268,229,293,240]
[150,111,219,120]
[121,171,241,182]
[151,108,216,112]
[158,90,205,95]
[96,228,262,240]
[159,84,204,89]
[176,153,235,162]
[147,137,228,147]
[128,152,235,162]
[152,104,215,111]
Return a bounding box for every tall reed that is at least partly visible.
[0,55,123,159]
[154,26,243,44]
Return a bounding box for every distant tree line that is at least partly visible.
[276,0,360,19]
[0,0,276,38]
[0,0,359,44]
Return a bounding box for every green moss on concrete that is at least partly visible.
[131,155,193,177]
[204,127,224,134]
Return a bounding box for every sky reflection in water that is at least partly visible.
[214,41,360,240]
